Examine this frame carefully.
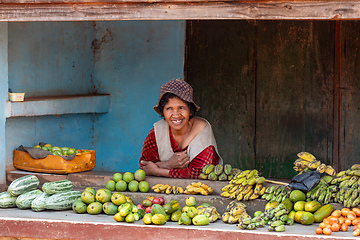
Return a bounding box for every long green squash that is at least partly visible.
[42,179,73,195]
[45,191,82,210]
[8,175,40,197]
[15,189,43,209]
[0,191,17,208]
[31,192,50,212]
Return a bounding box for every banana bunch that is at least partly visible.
[239,203,292,231]
[152,184,184,194]
[305,175,335,204]
[261,185,291,203]
[222,200,251,224]
[293,152,336,176]
[315,164,360,208]
[238,203,291,231]
[196,205,221,223]
[221,169,266,201]
[199,164,241,181]
[184,182,213,195]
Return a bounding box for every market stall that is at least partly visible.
[1,0,360,239]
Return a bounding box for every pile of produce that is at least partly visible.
[222,200,251,224]
[0,175,80,212]
[220,169,266,200]
[152,184,184,194]
[199,164,241,181]
[32,143,87,157]
[106,170,150,193]
[293,151,336,176]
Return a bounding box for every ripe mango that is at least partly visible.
[192,214,210,226]
[152,213,167,225]
[142,213,152,224]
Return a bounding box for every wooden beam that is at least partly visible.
[1,1,360,21]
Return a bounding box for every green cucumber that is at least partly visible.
[15,189,43,209]
[45,191,82,210]
[0,191,18,208]
[31,192,51,212]
[8,175,40,197]
[42,179,73,195]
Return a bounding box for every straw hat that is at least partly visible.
[154,78,200,115]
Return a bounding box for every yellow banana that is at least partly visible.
[243,189,254,201]
[191,182,202,188]
[221,191,231,198]
[297,152,316,162]
[152,184,163,189]
[308,160,321,170]
[165,186,173,194]
[160,184,170,191]
[325,165,336,176]
[317,163,327,173]
[221,183,235,192]
[177,187,184,194]
[222,212,231,223]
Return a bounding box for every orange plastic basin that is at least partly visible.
[13,150,96,174]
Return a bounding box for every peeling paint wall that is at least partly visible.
[4,20,185,175]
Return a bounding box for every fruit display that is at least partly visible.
[32,143,87,157]
[109,170,150,193]
[184,182,213,195]
[0,175,80,212]
[293,151,336,176]
[199,164,241,181]
[237,202,293,231]
[315,207,360,236]
[222,200,251,224]
[261,185,291,203]
[152,184,184,194]
[221,169,266,200]
[137,196,166,214]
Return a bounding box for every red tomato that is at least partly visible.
[315,227,323,235]
[323,227,332,235]
[319,222,326,229]
[331,223,340,232]
[352,208,360,217]
[353,224,359,231]
[332,210,342,218]
[345,218,352,226]
[342,208,351,217]
[348,212,356,221]
[341,223,349,232]
[354,228,360,236]
[329,217,339,224]
[352,218,360,226]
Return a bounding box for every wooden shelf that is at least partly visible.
[1,1,360,21]
[5,94,111,118]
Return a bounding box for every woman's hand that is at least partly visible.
[140,160,170,177]
[160,151,190,169]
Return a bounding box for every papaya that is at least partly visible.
[293,201,306,211]
[294,210,306,223]
[152,213,167,225]
[299,211,315,225]
[289,190,306,203]
[281,198,294,212]
[163,200,180,214]
[171,211,182,222]
[192,214,210,226]
[304,200,321,213]
[151,204,166,217]
[288,210,296,221]
[265,200,280,211]
[119,202,132,217]
[313,204,334,223]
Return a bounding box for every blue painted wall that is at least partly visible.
[0,23,8,190]
[5,21,185,173]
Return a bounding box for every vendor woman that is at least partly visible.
[139,78,222,178]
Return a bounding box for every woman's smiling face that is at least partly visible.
[163,96,191,132]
